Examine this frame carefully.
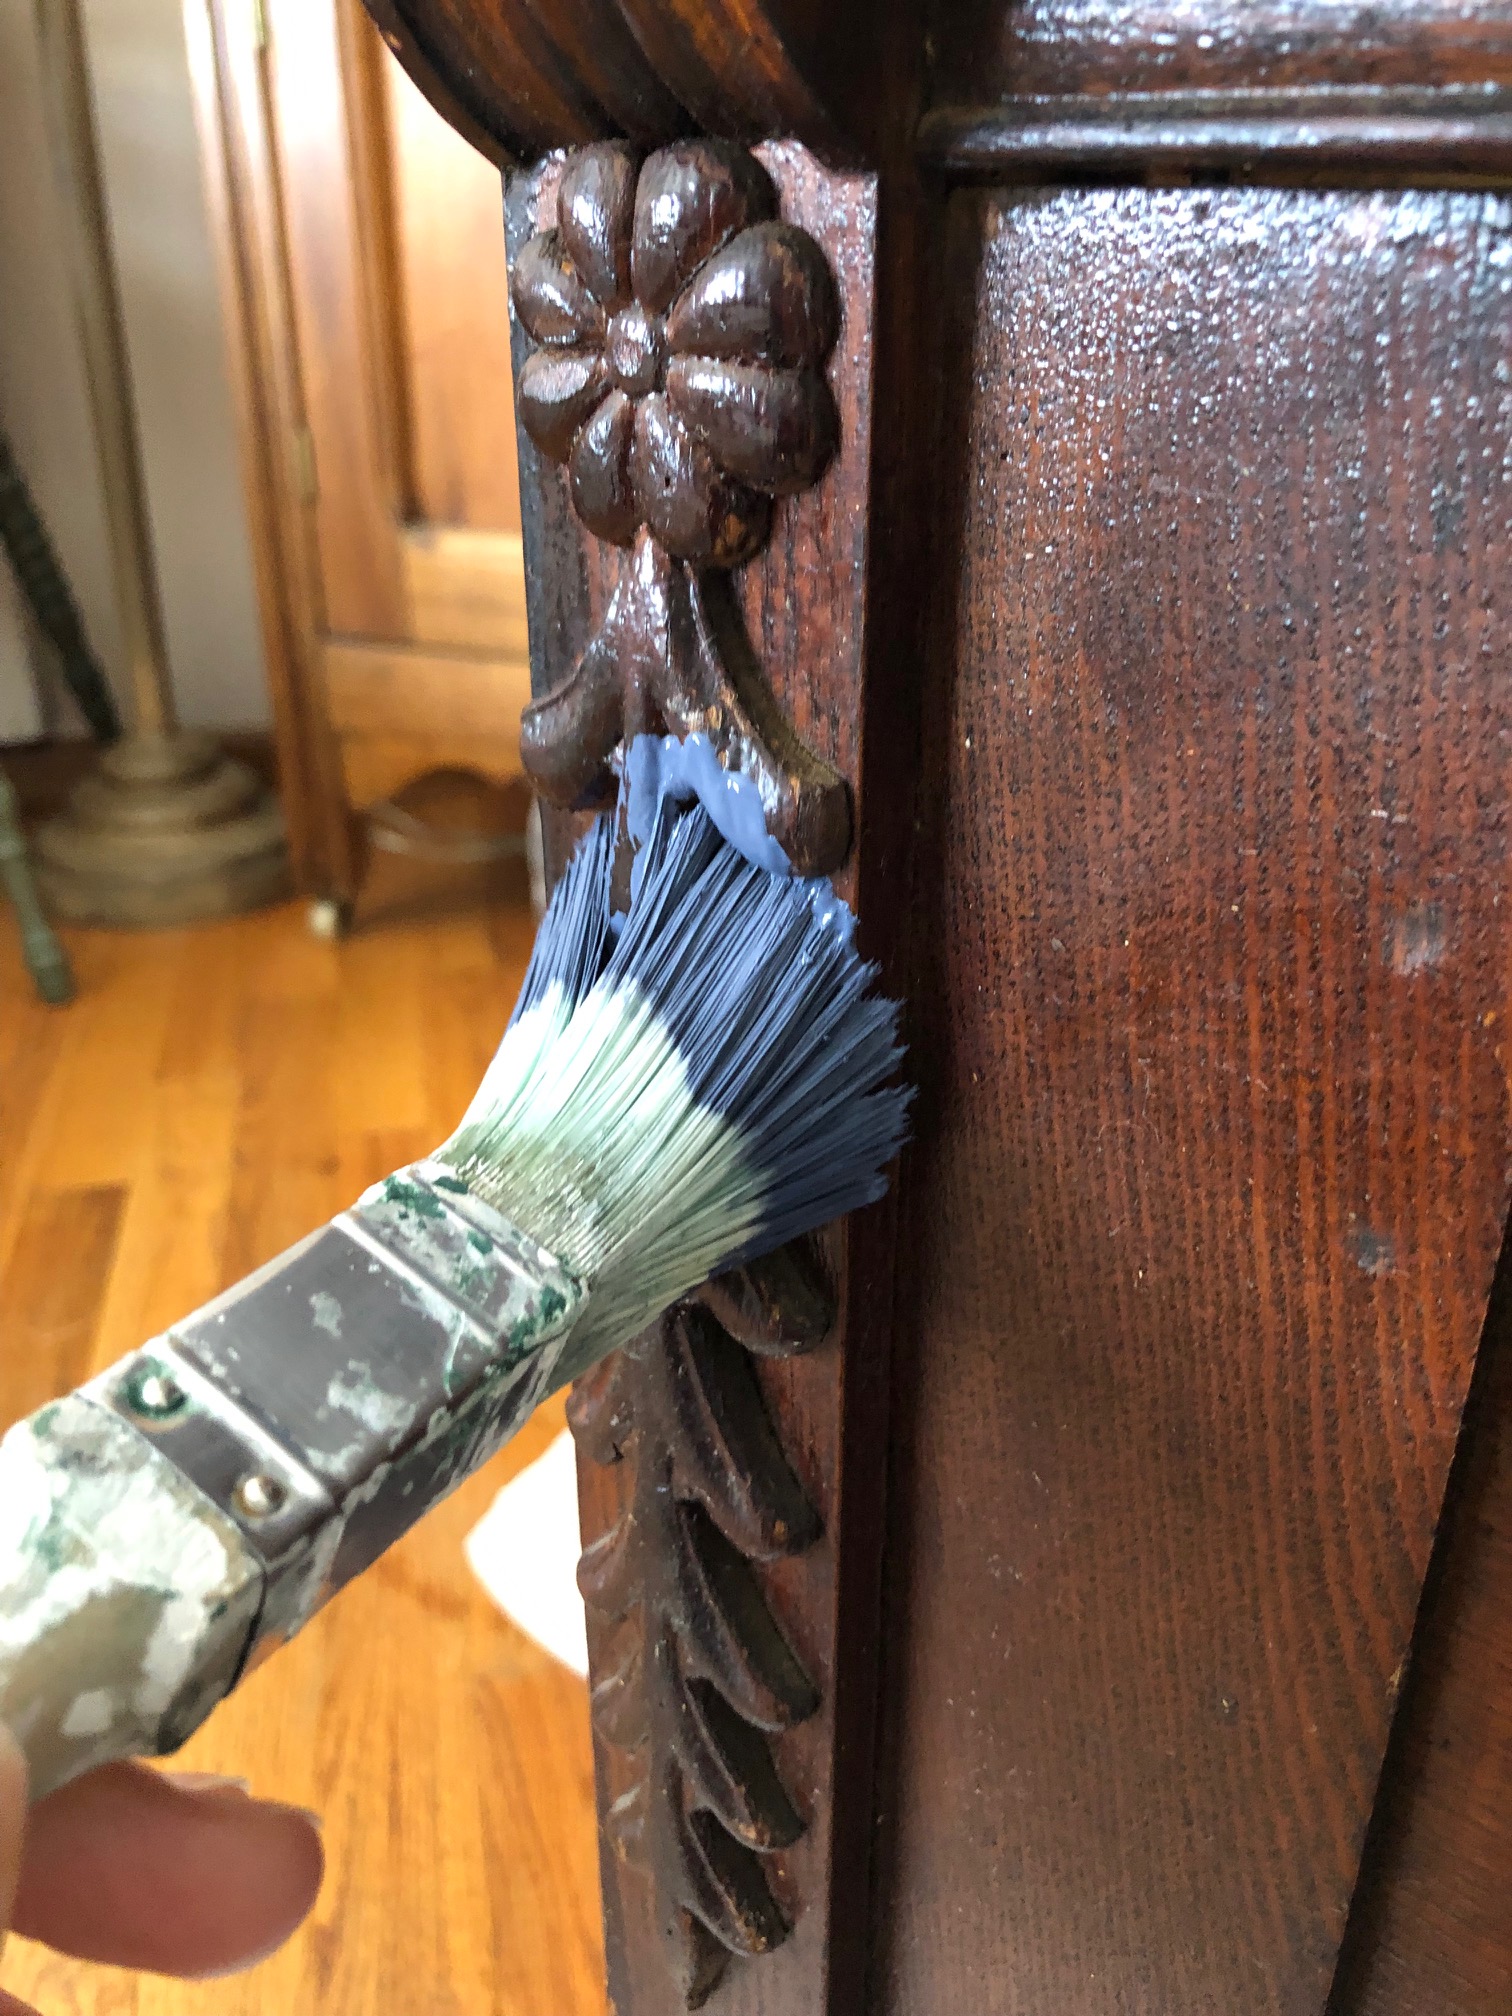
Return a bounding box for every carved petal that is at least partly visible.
[567,1352,635,1464]
[511,230,605,347]
[666,1307,821,1561]
[570,388,641,547]
[697,1242,835,1357]
[631,141,776,316]
[517,348,608,463]
[669,1665,804,1851]
[629,392,770,568]
[672,1504,819,1731]
[557,143,638,309]
[684,1809,789,1957]
[577,1507,639,1620]
[680,1916,732,2013]
[665,358,837,496]
[666,222,839,369]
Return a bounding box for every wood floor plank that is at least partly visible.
[90,1073,243,1369]
[0,855,606,2016]
[332,930,431,1140]
[0,957,71,1244]
[29,933,184,1194]
[0,1185,125,1425]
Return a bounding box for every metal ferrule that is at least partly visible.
[87,1163,582,1673]
[0,1165,582,1796]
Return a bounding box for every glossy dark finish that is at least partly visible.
[508,142,900,2016]
[930,0,1512,102]
[876,183,1512,2016]
[518,531,850,875]
[365,0,883,162]
[510,141,848,871]
[1329,1226,1512,2016]
[919,85,1512,179]
[569,1267,829,2007]
[512,143,839,564]
[358,7,1512,2012]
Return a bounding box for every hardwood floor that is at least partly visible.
[0,816,608,2016]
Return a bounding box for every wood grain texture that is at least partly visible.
[1328,1222,1512,2016]
[363,0,888,161]
[931,0,1512,103]
[872,184,1512,2016]
[0,796,605,2016]
[918,85,1512,181]
[505,141,905,2016]
[380,35,522,534]
[186,0,361,904]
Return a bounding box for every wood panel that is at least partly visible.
[265,0,407,638]
[323,638,530,802]
[401,527,530,656]
[261,0,526,627]
[381,43,521,535]
[323,638,531,740]
[186,0,359,900]
[0,796,605,2016]
[930,0,1512,103]
[873,184,1512,2016]
[1328,1222,1512,2016]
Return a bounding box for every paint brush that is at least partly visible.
[0,749,909,1801]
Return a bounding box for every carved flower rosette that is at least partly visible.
[510,141,850,875]
[513,140,838,568]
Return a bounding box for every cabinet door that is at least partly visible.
[212,0,530,852]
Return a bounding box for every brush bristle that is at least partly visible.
[439,797,910,1375]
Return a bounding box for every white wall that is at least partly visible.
[0,0,268,737]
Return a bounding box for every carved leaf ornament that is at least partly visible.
[512,144,849,2005]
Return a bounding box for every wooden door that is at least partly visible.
[191,0,530,903]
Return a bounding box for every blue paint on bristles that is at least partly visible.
[440,741,910,1374]
[510,811,615,1020]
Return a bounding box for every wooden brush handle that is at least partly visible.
[0,1398,263,1801]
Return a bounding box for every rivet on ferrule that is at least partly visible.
[122,1364,187,1420]
[233,1473,287,1520]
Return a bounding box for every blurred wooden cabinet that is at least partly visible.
[187,0,530,909]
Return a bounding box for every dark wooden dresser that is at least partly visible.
[359,5,1512,2011]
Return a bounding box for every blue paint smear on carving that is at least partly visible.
[625,732,790,874]
[623,732,856,946]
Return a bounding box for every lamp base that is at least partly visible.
[33,732,288,927]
